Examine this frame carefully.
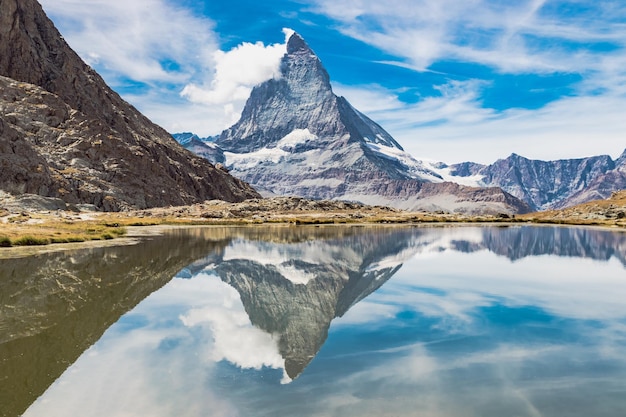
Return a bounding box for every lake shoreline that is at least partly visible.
[1,194,625,255]
[1,216,624,259]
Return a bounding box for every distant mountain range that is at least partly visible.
[0,0,258,211]
[174,33,624,213]
[448,151,626,211]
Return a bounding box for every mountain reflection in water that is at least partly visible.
[1,225,624,417]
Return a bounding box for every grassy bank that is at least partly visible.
[1,213,624,249]
[1,192,625,248]
[0,219,127,247]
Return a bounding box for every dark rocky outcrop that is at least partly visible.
[0,0,259,210]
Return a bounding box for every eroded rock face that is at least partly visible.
[556,151,626,209]
[0,0,259,210]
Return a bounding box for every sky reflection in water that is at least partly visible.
[23,226,626,417]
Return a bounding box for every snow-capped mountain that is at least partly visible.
[177,32,624,213]
[179,33,529,215]
[172,133,225,164]
[216,33,442,183]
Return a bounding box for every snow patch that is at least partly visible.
[277,129,317,150]
[224,148,287,169]
[223,129,319,169]
[222,240,342,285]
[421,160,485,187]
[366,246,419,273]
[275,264,317,285]
[365,143,443,182]
[365,142,486,187]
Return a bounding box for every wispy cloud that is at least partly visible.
[180,29,291,129]
[321,0,626,162]
[39,0,626,162]
[39,0,218,84]
[309,0,626,75]
[337,81,626,163]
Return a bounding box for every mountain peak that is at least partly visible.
[618,149,626,167]
[213,31,529,214]
[286,32,312,55]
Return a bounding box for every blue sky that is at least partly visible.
[39,0,626,163]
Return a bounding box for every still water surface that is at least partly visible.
[2,225,626,416]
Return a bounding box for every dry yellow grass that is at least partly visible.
[0,217,127,246]
[518,190,626,227]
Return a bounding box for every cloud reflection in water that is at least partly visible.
[22,225,626,417]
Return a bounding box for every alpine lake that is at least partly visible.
[2,224,626,417]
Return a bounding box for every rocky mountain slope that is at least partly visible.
[0,0,259,211]
[182,33,529,215]
[448,152,625,211]
[522,189,626,226]
[555,151,626,208]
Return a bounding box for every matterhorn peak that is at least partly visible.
[286,32,313,55]
[213,30,530,215]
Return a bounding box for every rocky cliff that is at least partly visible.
[208,33,529,215]
[556,151,626,208]
[0,0,259,210]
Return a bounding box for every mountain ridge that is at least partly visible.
[449,152,621,211]
[173,31,624,213]
[0,0,259,210]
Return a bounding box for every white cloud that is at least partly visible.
[310,0,626,163]
[179,274,286,373]
[23,274,245,417]
[39,0,626,163]
[180,30,291,129]
[123,88,235,137]
[40,2,294,136]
